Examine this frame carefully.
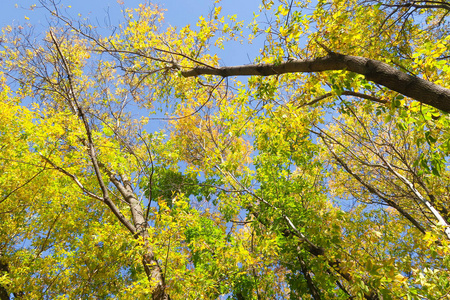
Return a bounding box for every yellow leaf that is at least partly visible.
[372,230,382,238]
[394,273,407,283]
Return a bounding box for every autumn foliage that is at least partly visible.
[1,0,450,299]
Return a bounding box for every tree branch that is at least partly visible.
[182,53,450,113]
[39,154,103,201]
[220,167,379,300]
[301,90,387,107]
[49,30,137,235]
[298,256,323,300]
[0,261,11,300]
[316,129,427,234]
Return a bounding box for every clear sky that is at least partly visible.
[1,0,261,27]
[1,0,263,66]
[0,0,265,138]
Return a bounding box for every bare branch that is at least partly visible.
[300,90,387,107]
[346,106,450,238]
[39,154,104,202]
[49,30,137,235]
[317,131,427,234]
[0,167,46,205]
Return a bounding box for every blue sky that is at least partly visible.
[0,0,264,132]
[0,0,268,215]
[1,0,263,66]
[1,0,261,27]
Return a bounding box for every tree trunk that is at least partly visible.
[109,174,170,300]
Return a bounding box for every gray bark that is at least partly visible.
[108,173,169,300]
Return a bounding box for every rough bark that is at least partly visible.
[181,53,450,113]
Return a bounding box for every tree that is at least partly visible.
[1,0,450,299]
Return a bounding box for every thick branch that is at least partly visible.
[298,257,322,300]
[182,53,450,113]
[99,165,168,299]
[381,1,450,11]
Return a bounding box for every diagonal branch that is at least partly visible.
[218,167,379,300]
[345,105,450,238]
[317,131,427,234]
[39,154,103,202]
[0,167,47,205]
[49,30,137,235]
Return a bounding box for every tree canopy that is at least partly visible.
[1,0,450,299]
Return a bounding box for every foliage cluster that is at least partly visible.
[1,0,450,299]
